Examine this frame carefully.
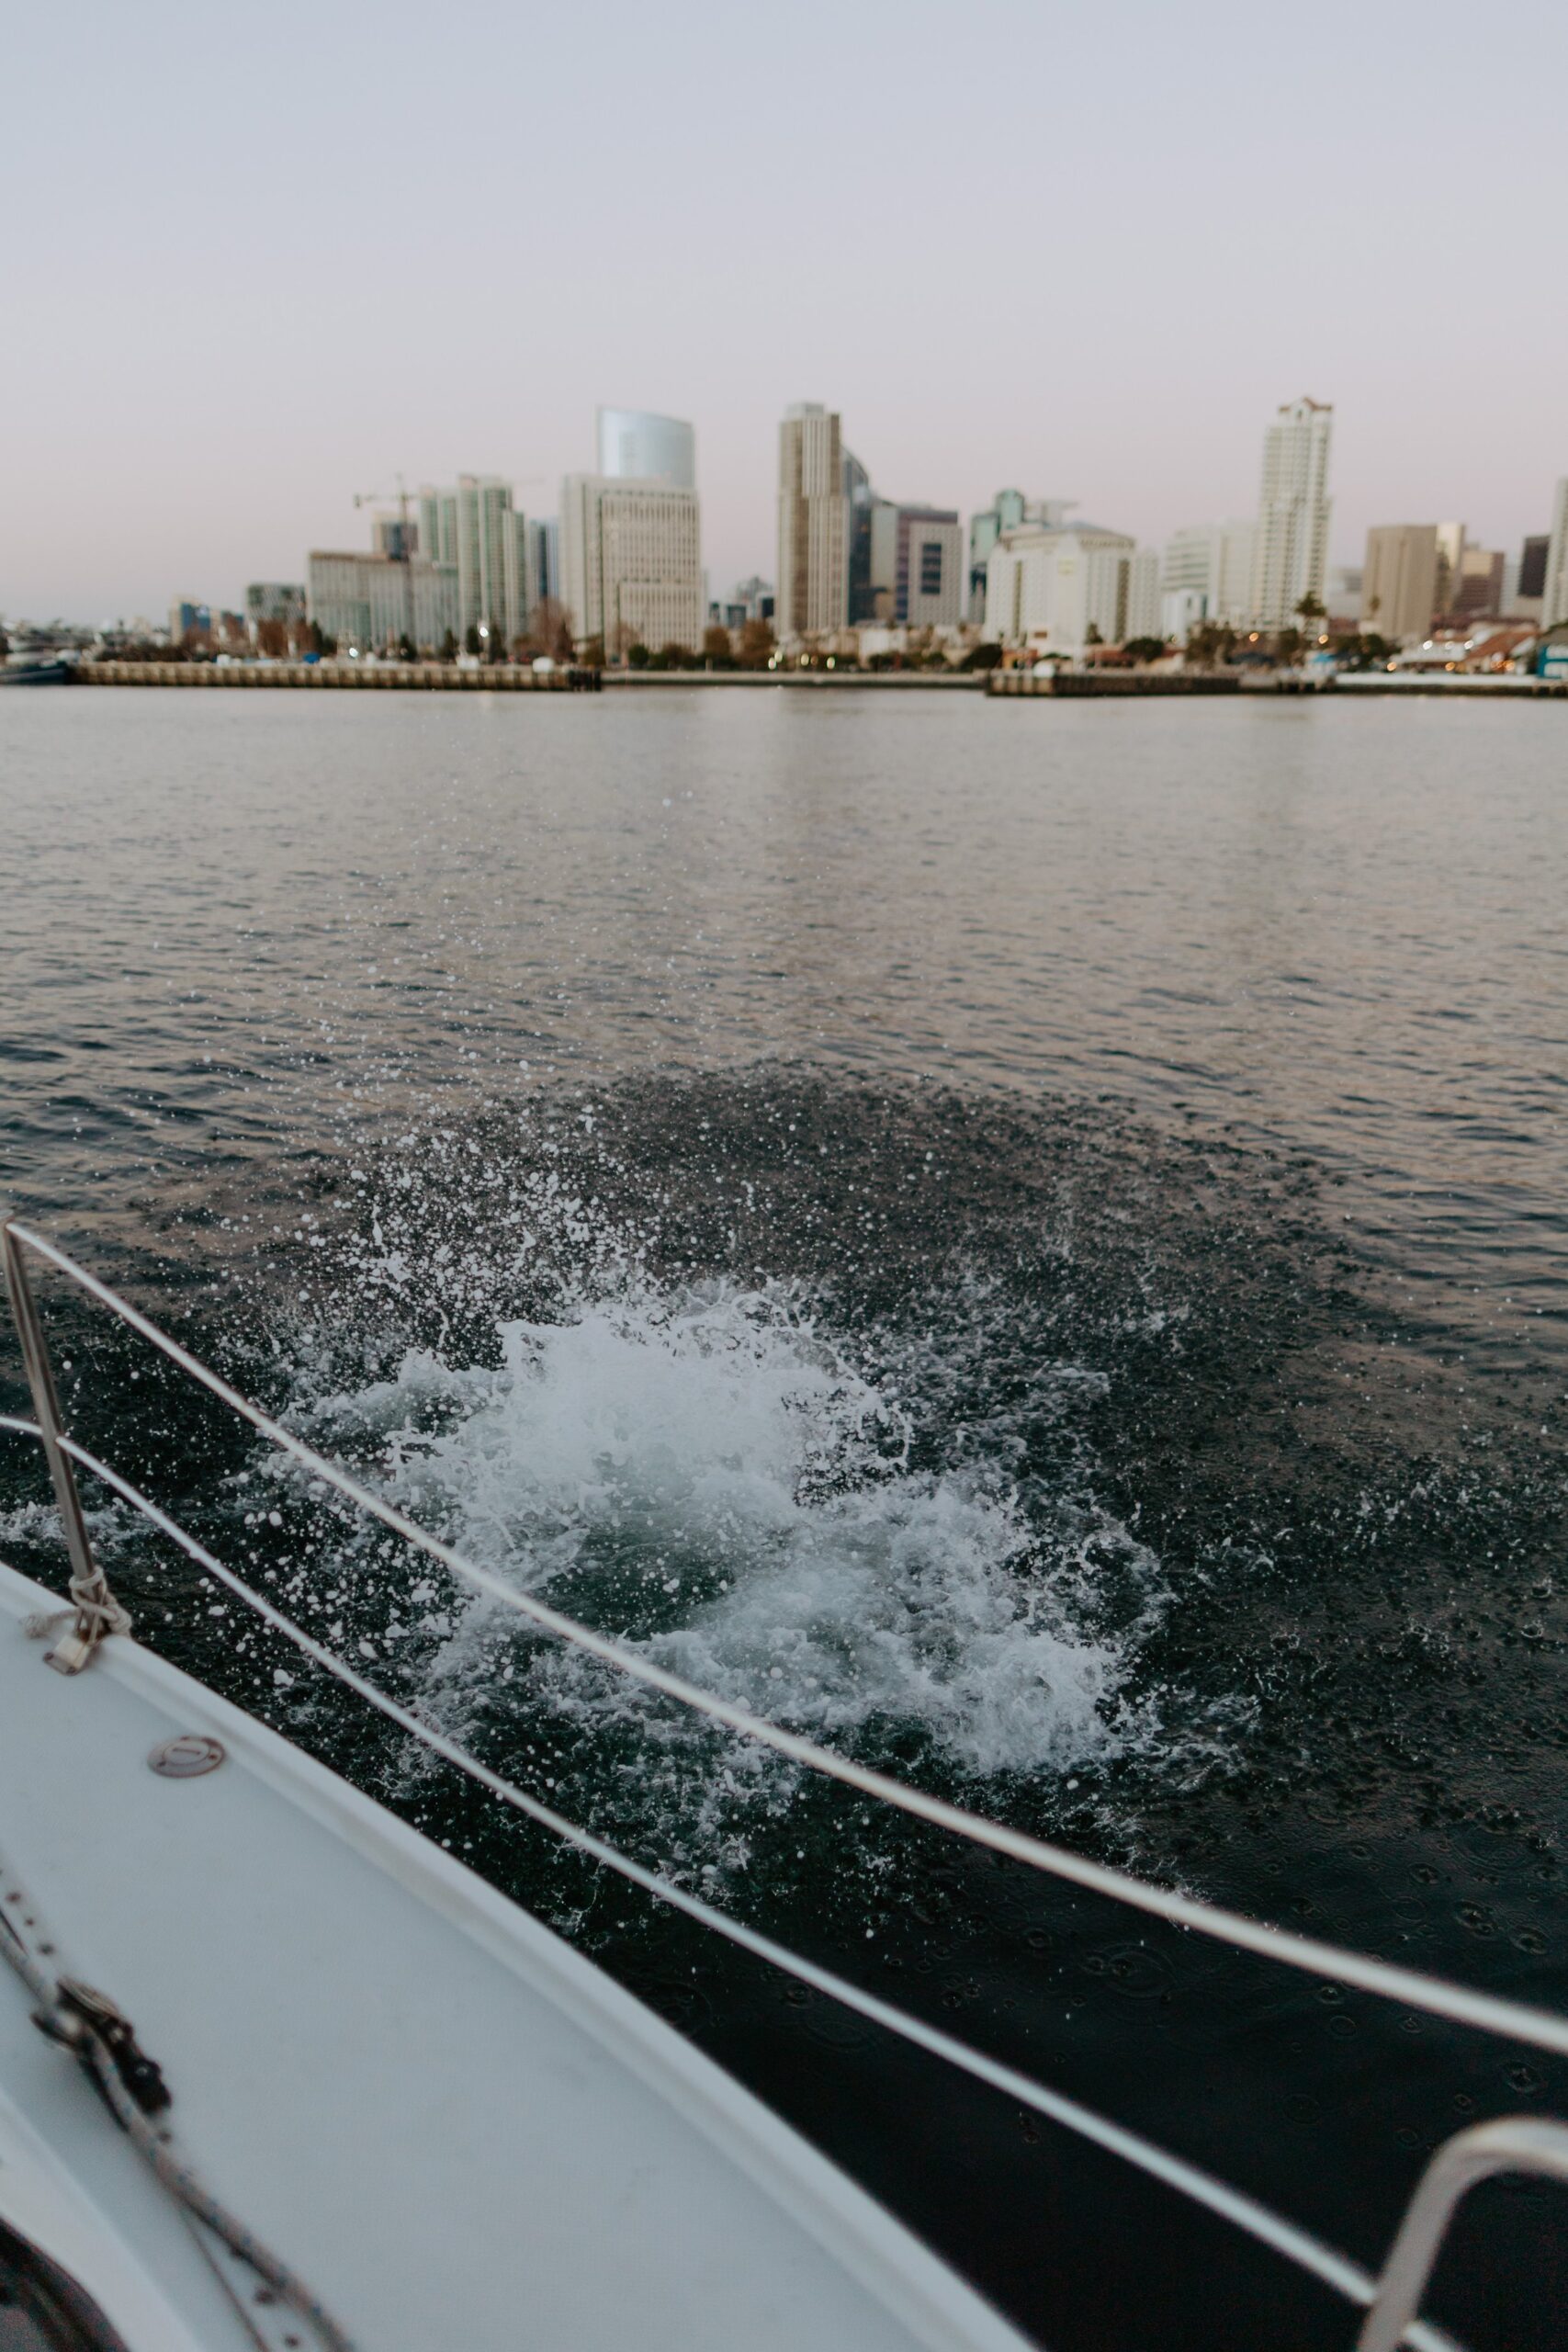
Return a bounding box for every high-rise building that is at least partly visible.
[1518,533,1551,602]
[168,599,211,642]
[596,409,696,489]
[842,446,876,621]
[1450,546,1505,621]
[1433,522,1466,616]
[985,526,1159,653]
[519,516,559,622]
[559,475,703,654]
[1359,526,1439,640]
[1543,481,1568,629]
[454,476,521,644]
[968,493,1075,621]
[1249,398,1333,628]
[418,488,458,569]
[867,503,964,628]
[1160,521,1256,631]
[776,404,848,640]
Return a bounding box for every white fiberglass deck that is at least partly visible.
[0,1559,1033,2352]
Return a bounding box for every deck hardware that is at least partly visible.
[149,1733,226,1778]
[1,1218,130,1670]
[1358,2115,1568,2352]
[32,1976,173,2117]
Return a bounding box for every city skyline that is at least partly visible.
[6,0,1565,619]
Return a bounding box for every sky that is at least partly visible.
[3,0,1564,621]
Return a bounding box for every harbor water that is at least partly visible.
[2,685,1565,2349]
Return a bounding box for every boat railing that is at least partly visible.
[2,1212,1564,2352]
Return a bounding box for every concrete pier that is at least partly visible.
[76,661,600,691]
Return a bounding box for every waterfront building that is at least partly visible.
[968,492,1074,622]
[306,551,460,651]
[776,404,848,639]
[1359,525,1439,640]
[1450,545,1505,621]
[243,582,305,628]
[418,488,458,569]
[985,526,1159,654]
[867,502,964,628]
[168,599,211,641]
[559,474,703,653]
[1544,481,1568,629]
[596,408,695,490]
[1433,522,1466,617]
[454,476,521,644]
[842,446,876,621]
[1160,521,1256,631]
[1248,398,1333,627]
[520,517,559,623]
[1518,533,1551,603]
[1326,564,1362,624]
[733,575,773,623]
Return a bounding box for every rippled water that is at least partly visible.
[2,687,1566,2350]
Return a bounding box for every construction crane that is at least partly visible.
[354,476,415,650]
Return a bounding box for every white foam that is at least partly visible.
[301,1277,1143,1784]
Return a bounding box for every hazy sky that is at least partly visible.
[4,0,1563,619]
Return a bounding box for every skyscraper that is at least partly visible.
[455,476,521,644]
[596,409,695,490]
[776,404,848,640]
[1249,398,1333,628]
[1359,525,1439,640]
[1540,481,1568,628]
[842,445,875,621]
[559,475,702,654]
[867,503,964,628]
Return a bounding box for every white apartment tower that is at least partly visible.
[1541,478,1568,629]
[414,479,522,642]
[559,475,703,654]
[1249,398,1333,628]
[776,404,848,640]
[456,476,521,644]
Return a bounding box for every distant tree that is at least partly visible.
[315,628,338,657]
[1275,625,1305,664]
[580,635,605,670]
[1123,636,1167,664]
[397,632,416,662]
[0,625,8,659]
[702,623,733,666]
[440,628,458,662]
[464,622,481,656]
[1185,622,1237,668]
[737,618,775,669]
[657,641,693,670]
[255,617,288,658]
[1083,621,1103,647]
[1295,592,1326,627]
[627,640,650,669]
[960,640,1003,671]
[526,597,569,657]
